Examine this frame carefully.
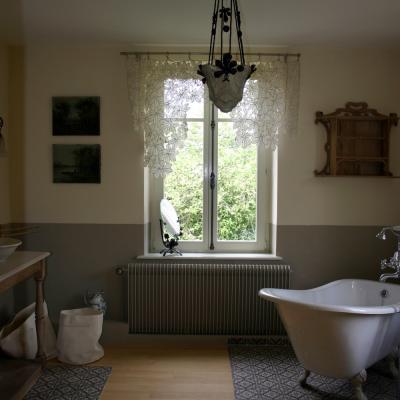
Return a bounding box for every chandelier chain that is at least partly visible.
[228,0,233,55]
[232,0,244,65]
[209,0,219,64]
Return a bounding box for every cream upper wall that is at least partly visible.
[22,45,400,225]
[0,45,10,224]
[278,47,400,225]
[24,46,144,224]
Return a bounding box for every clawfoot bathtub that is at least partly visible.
[259,279,400,400]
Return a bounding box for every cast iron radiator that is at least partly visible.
[128,263,291,335]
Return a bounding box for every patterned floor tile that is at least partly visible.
[229,345,399,400]
[24,366,111,400]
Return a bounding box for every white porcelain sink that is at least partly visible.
[0,238,22,262]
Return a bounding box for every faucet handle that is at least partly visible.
[381,258,395,270]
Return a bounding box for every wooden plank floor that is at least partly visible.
[94,343,234,400]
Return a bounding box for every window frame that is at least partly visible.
[149,84,274,254]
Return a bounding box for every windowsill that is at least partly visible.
[137,253,282,260]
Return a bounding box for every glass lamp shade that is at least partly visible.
[200,64,253,113]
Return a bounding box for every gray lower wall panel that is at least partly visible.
[277,225,396,290]
[8,223,397,326]
[15,224,144,322]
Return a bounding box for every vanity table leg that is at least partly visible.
[35,260,47,366]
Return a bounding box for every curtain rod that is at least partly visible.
[120,51,300,58]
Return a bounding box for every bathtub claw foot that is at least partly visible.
[299,369,311,387]
[351,370,368,400]
[387,351,399,378]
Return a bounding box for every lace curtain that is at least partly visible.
[126,56,203,177]
[232,58,300,150]
[126,55,300,177]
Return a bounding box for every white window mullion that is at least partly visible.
[211,104,218,250]
[203,94,211,252]
[150,176,164,252]
[257,146,269,250]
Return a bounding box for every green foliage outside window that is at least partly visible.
[217,122,257,240]
[164,122,203,240]
[164,121,257,242]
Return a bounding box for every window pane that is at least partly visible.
[164,122,203,241]
[217,122,257,241]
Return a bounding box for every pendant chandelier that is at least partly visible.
[198,0,256,113]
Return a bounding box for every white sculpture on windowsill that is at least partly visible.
[160,198,183,256]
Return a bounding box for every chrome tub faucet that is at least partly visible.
[377,226,400,282]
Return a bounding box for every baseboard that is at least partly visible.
[101,320,281,346]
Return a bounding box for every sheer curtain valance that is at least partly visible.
[126,55,300,177]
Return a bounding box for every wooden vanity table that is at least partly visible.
[0,251,50,400]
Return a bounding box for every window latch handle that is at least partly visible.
[210,172,216,189]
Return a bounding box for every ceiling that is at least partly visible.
[1,0,400,47]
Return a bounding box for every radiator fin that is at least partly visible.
[128,263,290,335]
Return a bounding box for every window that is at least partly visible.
[150,80,275,253]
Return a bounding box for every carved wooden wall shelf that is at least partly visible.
[315,102,398,177]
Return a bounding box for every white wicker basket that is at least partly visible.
[57,307,104,365]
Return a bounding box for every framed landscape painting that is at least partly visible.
[53,144,101,183]
[52,96,100,136]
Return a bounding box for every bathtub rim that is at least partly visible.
[258,279,400,315]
